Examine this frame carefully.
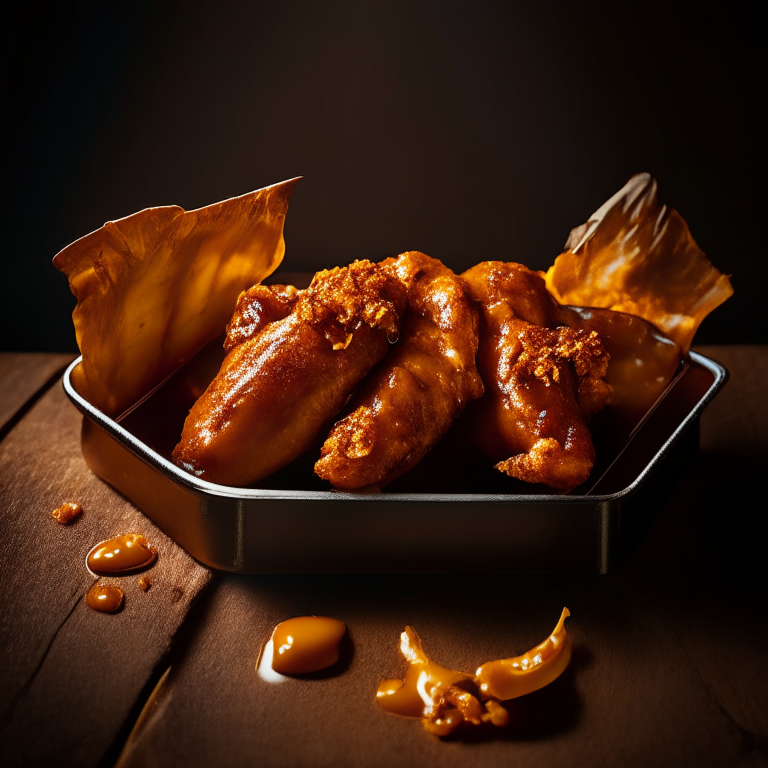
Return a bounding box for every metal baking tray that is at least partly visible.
[61,335,727,574]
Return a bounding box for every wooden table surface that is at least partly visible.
[1,346,766,768]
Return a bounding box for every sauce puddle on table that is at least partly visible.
[87,534,157,575]
[257,616,347,681]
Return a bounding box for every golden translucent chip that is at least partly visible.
[544,173,733,352]
[54,178,300,416]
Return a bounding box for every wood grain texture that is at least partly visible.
[114,347,768,767]
[0,353,75,436]
[0,374,213,768]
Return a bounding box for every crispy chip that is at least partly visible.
[54,178,300,416]
[543,173,733,352]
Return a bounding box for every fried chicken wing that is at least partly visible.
[172,261,406,486]
[462,262,610,492]
[315,252,483,491]
[223,283,301,352]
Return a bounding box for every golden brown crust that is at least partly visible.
[173,260,406,486]
[314,252,483,490]
[224,284,301,352]
[513,324,611,420]
[295,261,405,348]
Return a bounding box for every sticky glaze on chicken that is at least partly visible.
[223,283,301,352]
[462,262,611,492]
[315,252,483,491]
[172,260,406,486]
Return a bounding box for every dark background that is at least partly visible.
[3,0,764,352]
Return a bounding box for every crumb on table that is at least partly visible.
[52,502,82,524]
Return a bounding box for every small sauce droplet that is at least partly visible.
[52,502,82,524]
[86,583,123,613]
[87,534,157,575]
[269,616,346,675]
[137,576,151,591]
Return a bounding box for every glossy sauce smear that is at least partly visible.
[377,608,571,736]
[259,616,346,679]
[87,534,157,575]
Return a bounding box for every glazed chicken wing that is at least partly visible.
[223,283,301,352]
[462,262,611,492]
[315,252,484,491]
[173,261,406,486]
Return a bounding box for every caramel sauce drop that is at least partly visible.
[87,534,157,575]
[86,583,124,613]
[137,576,151,591]
[269,616,346,675]
[52,502,82,524]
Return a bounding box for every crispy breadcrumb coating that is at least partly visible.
[315,252,483,490]
[173,260,406,486]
